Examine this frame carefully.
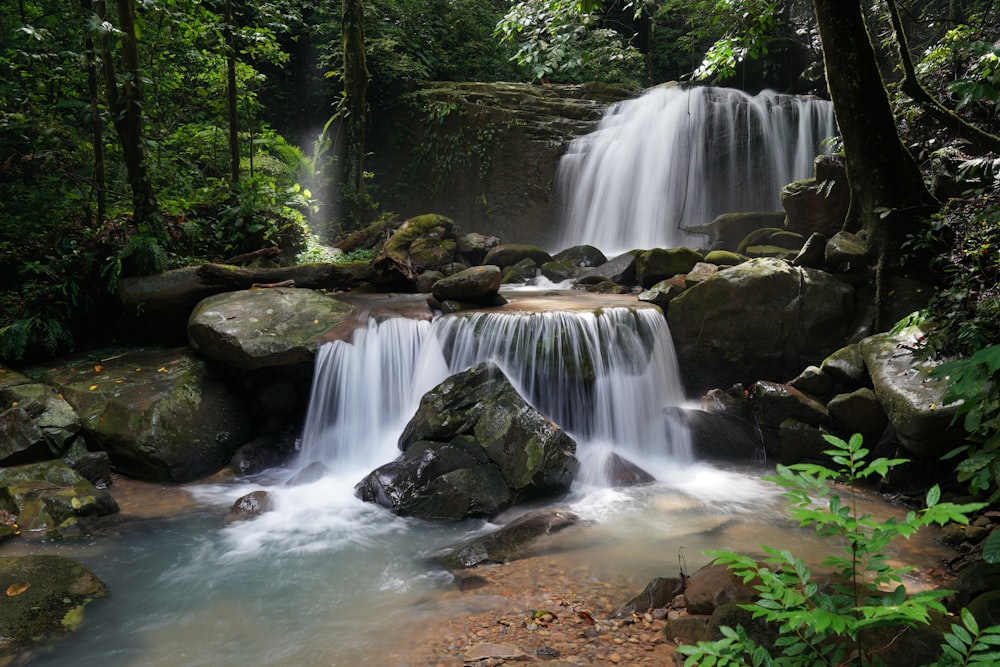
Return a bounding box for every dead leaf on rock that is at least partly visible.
[6,582,30,597]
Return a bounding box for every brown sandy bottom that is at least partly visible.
[376,554,683,667]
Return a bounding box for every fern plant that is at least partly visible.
[676,433,990,667]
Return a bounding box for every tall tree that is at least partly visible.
[341,0,368,226]
[811,0,940,328]
[98,0,157,222]
[224,0,240,189]
[81,0,107,221]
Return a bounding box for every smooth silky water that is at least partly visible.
[9,292,953,667]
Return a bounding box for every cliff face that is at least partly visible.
[367,82,636,250]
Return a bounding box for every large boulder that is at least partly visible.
[575,252,638,287]
[0,378,82,466]
[0,460,119,537]
[860,328,965,458]
[635,247,704,288]
[187,287,355,370]
[781,156,851,239]
[356,362,580,519]
[667,258,855,393]
[372,213,460,287]
[30,348,252,482]
[0,555,107,659]
[431,265,502,304]
[483,243,553,269]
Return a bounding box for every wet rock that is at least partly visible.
[33,348,252,482]
[791,232,828,268]
[667,258,854,393]
[372,213,459,286]
[63,445,113,489]
[704,250,747,266]
[603,453,655,486]
[684,409,762,462]
[0,555,107,658]
[825,230,872,273]
[827,388,887,443]
[781,160,851,238]
[540,260,577,283]
[684,562,758,616]
[663,614,711,644]
[750,381,829,428]
[457,232,501,265]
[684,261,718,287]
[501,258,539,284]
[778,418,835,465]
[0,460,118,537]
[230,430,297,476]
[635,247,703,288]
[617,577,684,617]
[188,288,355,370]
[860,328,964,458]
[683,211,786,252]
[483,243,553,269]
[553,244,607,268]
[431,265,502,304]
[227,490,274,520]
[0,381,81,466]
[359,363,579,519]
[637,277,686,311]
[415,270,445,293]
[787,365,834,397]
[820,342,867,387]
[581,280,632,294]
[575,252,637,287]
[431,508,580,568]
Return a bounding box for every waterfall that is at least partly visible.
[298,302,690,483]
[555,85,837,255]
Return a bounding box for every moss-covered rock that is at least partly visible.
[635,247,703,288]
[31,348,252,482]
[0,460,119,537]
[0,555,107,659]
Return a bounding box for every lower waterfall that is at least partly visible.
[298,297,691,485]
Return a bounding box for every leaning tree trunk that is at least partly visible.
[342,0,369,228]
[812,0,937,330]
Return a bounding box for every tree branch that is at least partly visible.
[886,0,1000,154]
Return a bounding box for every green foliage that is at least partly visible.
[938,608,1000,667]
[494,0,643,83]
[676,433,987,667]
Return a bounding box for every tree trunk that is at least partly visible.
[81,0,106,222]
[342,0,369,227]
[811,0,937,329]
[99,0,156,222]
[224,0,240,189]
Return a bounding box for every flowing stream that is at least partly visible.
[555,85,836,254]
[13,293,952,667]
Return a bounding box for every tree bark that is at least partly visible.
[99,0,157,222]
[224,0,240,189]
[886,0,1000,154]
[81,0,107,222]
[811,0,937,329]
[342,0,369,227]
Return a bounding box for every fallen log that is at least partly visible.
[118,261,376,315]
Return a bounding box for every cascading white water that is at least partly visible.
[555,85,837,254]
[297,301,691,483]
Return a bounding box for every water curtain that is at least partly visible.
[299,306,690,481]
[556,86,836,254]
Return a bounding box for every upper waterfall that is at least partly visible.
[555,85,836,255]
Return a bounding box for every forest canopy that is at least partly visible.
[0,0,997,364]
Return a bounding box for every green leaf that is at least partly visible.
[926,485,941,507]
[983,530,1000,564]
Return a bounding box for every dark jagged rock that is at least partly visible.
[617,576,684,617]
[0,460,118,537]
[432,265,502,304]
[357,363,579,520]
[31,348,252,483]
[575,253,638,286]
[484,243,553,269]
[430,508,580,568]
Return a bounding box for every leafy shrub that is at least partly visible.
[676,433,989,667]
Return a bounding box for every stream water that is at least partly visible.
[10,293,952,667]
